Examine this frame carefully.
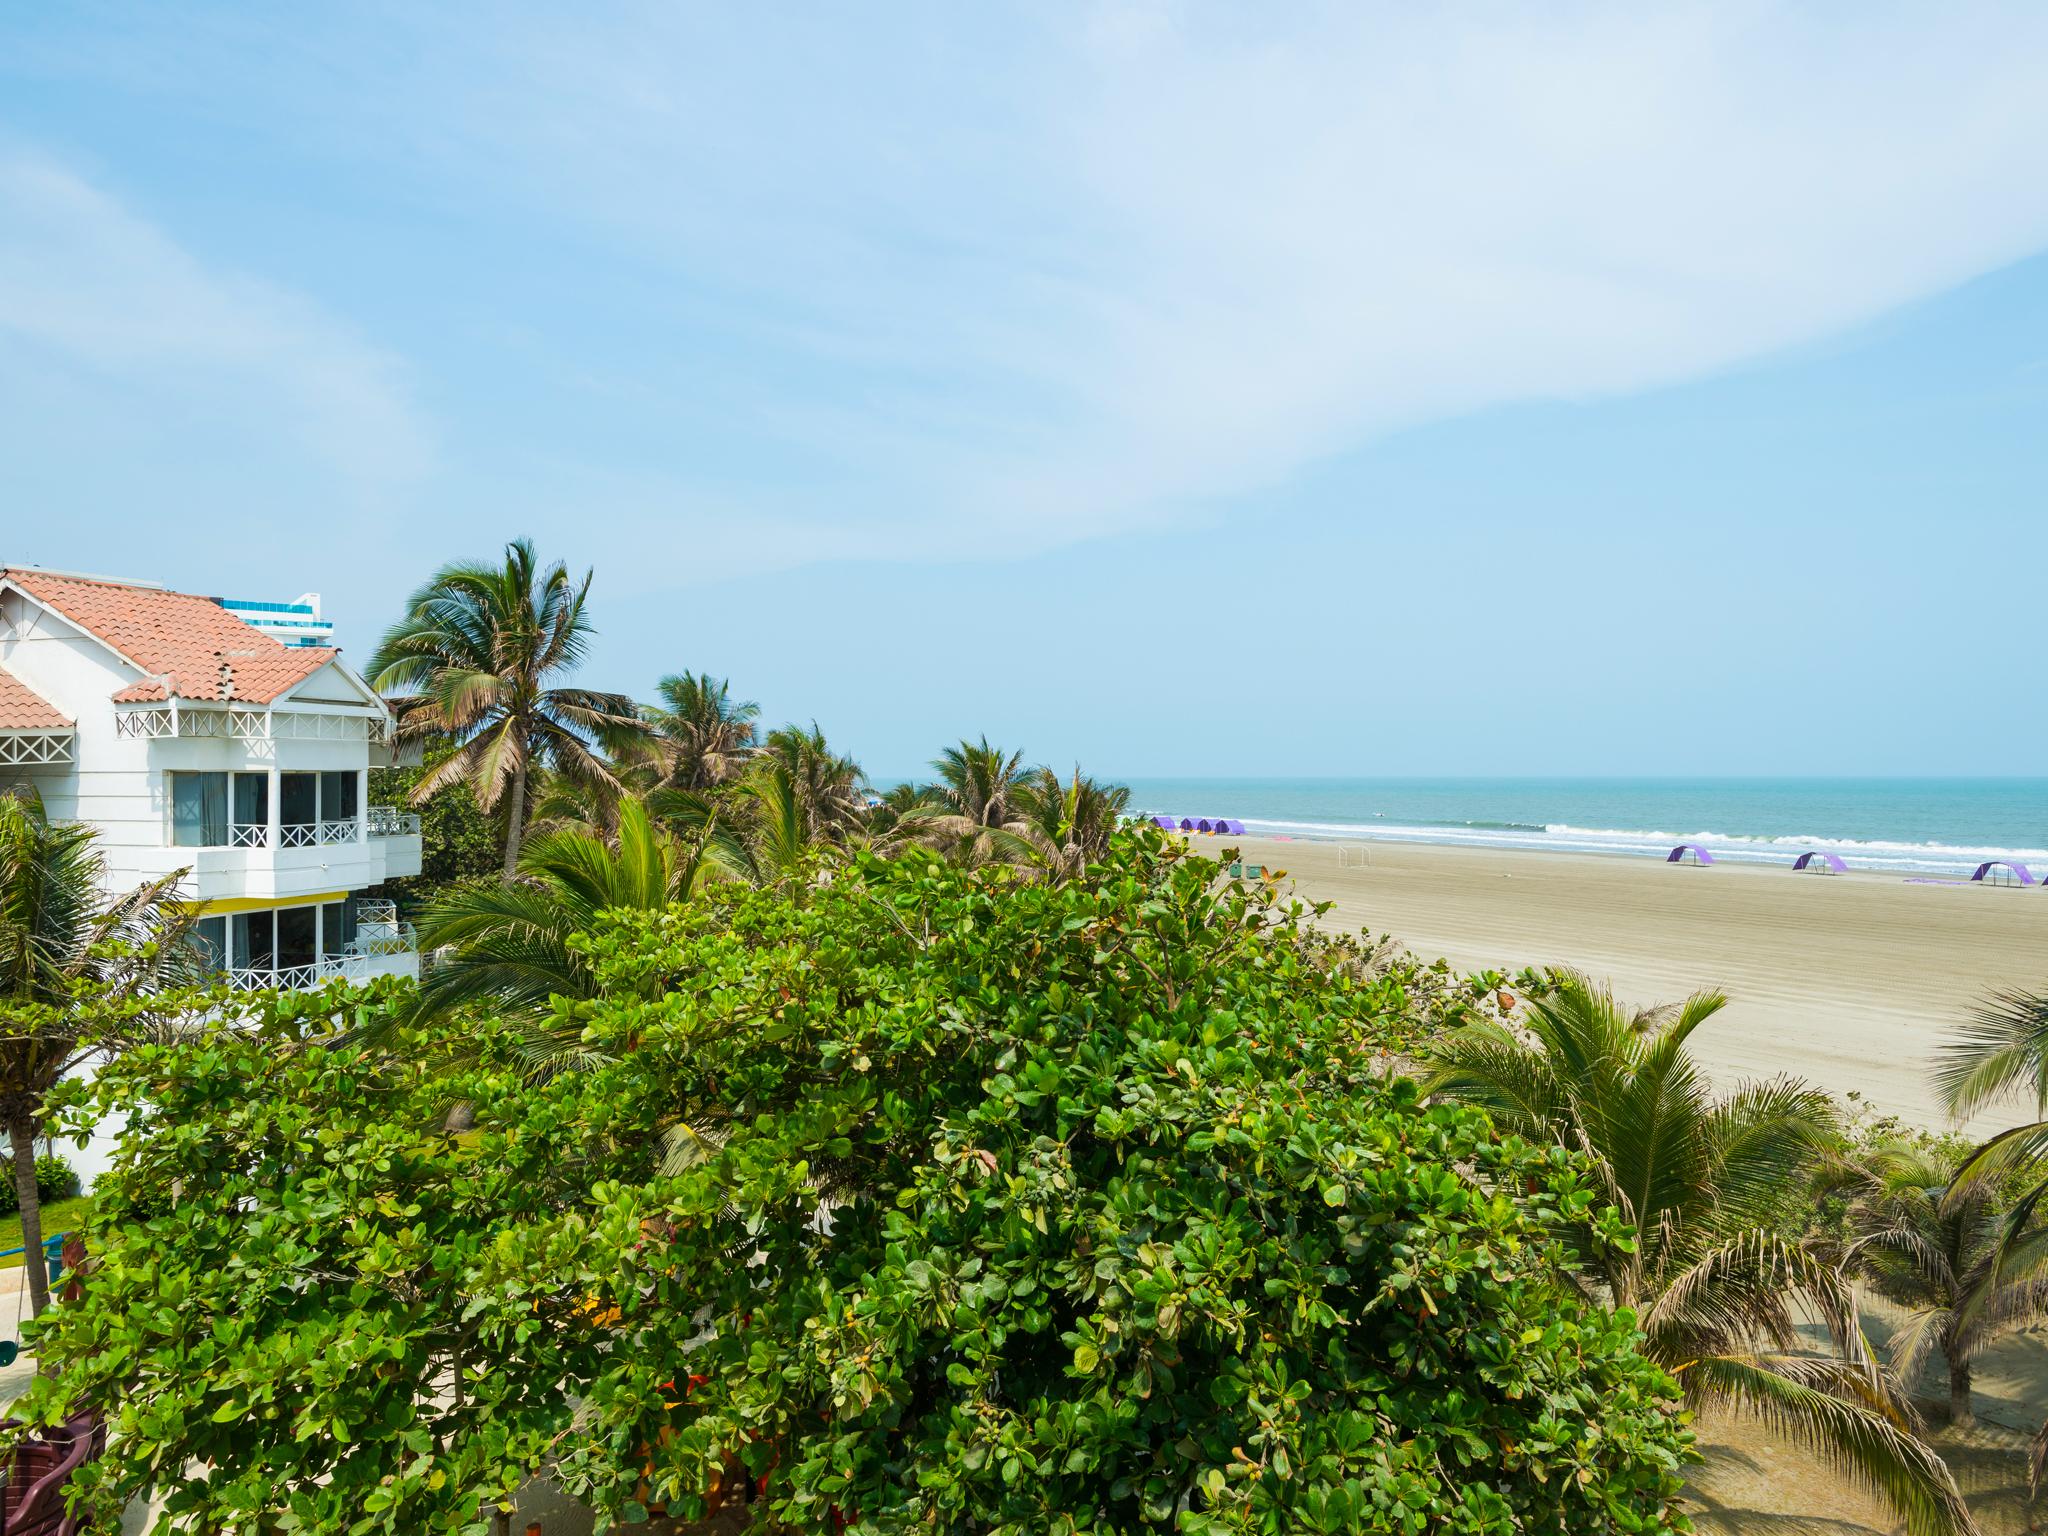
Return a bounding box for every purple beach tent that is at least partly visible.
[1219,819,1246,835]
[1666,844,1714,866]
[1178,817,1197,831]
[1971,860,2036,887]
[1791,851,1848,875]
[1150,815,1178,831]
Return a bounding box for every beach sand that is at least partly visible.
[1223,834,2048,1135]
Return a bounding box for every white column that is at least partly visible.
[358,766,369,844]
[267,767,281,849]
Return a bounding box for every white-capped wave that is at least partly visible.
[1234,815,2048,876]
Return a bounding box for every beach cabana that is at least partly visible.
[1791,851,1848,875]
[1667,844,1714,866]
[1178,817,1196,832]
[1150,815,1177,831]
[1971,860,2036,887]
[1219,818,1246,835]
[1195,818,1216,833]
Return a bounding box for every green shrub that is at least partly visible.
[20,832,1693,1534]
[0,1151,82,1214]
[539,831,1694,1531]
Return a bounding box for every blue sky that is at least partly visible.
[3,3,2045,779]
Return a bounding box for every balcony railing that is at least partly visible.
[280,819,361,849]
[229,822,269,848]
[226,955,368,991]
[367,805,422,837]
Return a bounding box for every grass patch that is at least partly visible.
[0,1196,91,1271]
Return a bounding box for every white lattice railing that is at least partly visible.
[349,922,418,958]
[116,706,392,743]
[280,819,360,848]
[367,806,422,837]
[226,955,369,991]
[0,732,73,766]
[229,822,269,848]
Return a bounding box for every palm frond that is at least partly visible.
[1679,1354,1975,1536]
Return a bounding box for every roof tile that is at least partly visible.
[0,663,72,731]
[1,569,339,706]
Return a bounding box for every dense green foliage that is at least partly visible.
[0,1149,79,1213]
[1424,979,1974,1536]
[21,834,1694,1534]
[20,989,599,1533]
[0,785,201,1314]
[368,748,505,905]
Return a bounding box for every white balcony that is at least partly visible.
[367,805,423,880]
[368,805,422,837]
[222,902,419,990]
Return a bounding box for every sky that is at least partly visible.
[2,3,2046,780]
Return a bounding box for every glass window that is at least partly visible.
[191,915,227,974]
[321,771,358,823]
[322,900,358,959]
[232,910,275,972]
[171,773,229,847]
[277,907,317,970]
[280,773,317,828]
[233,772,268,832]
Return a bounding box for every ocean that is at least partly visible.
[1119,778,2048,879]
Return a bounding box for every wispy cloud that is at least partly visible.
[0,151,427,486]
[6,3,2048,576]
[360,1,2048,562]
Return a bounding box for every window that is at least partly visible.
[321,771,359,824]
[170,773,228,847]
[280,772,317,830]
[322,900,357,959]
[191,915,227,974]
[232,910,275,971]
[233,772,268,834]
[277,907,317,971]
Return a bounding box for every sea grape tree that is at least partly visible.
[20,831,1694,1534]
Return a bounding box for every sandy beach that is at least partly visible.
[1229,834,2048,1134]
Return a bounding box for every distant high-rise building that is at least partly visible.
[217,592,334,648]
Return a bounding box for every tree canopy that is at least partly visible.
[20,832,1693,1535]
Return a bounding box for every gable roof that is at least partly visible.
[0,568,340,706]
[0,663,71,731]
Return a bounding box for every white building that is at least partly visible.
[216,593,335,649]
[0,566,422,990]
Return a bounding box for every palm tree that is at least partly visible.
[757,724,866,843]
[370,539,647,883]
[1935,989,2048,1195]
[644,673,759,791]
[409,798,724,1068]
[0,789,197,1314]
[900,738,1036,867]
[1423,973,1975,1536]
[1842,1138,2048,1428]
[933,737,1030,829]
[1013,767,1132,881]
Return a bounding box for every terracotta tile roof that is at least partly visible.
[0,663,71,732]
[0,568,339,706]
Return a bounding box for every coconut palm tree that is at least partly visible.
[409,797,725,1068]
[1842,1138,2048,1428]
[933,737,1030,829]
[1423,973,1974,1536]
[1013,768,1132,881]
[898,739,1037,867]
[644,673,759,791]
[757,724,866,843]
[371,539,647,883]
[0,788,197,1314]
[1936,989,2048,1195]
